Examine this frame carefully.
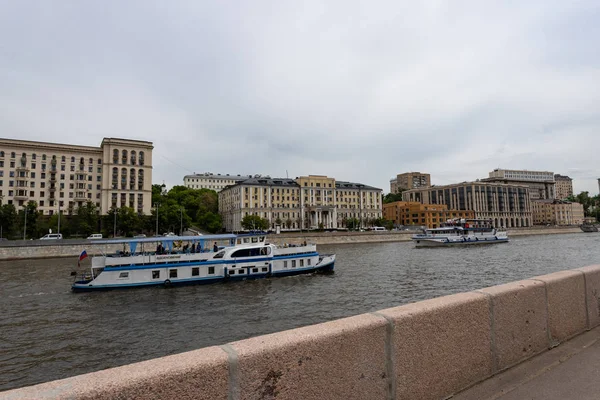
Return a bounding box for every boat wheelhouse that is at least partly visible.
[72,234,335,291]
[412,218,509,247]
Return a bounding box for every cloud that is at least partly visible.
[1,0,600,195]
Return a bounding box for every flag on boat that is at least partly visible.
[78,250,88,267]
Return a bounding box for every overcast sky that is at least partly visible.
[2,1,600,194]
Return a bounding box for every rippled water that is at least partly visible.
[1,232,599,391]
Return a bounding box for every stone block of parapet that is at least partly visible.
[533,270,587,345]
[228,313,388,400]
[575,264,600,329]
[3,346,229,400]
[378,292,491,400]
[478,279,548,371]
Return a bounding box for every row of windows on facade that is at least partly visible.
[0,159,103,173]
[4,187,101,198]
[1,173,102,185]
[187,179,236,183]
[243,211,380,219]
[0,152,103,164]
[241,195,379,203]
[4,195,101,210]
[111,150,146,166]
[242,187,379,196]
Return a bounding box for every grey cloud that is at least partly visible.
[1,0,600,195]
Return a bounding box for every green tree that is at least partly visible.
[346,217,360,230]
[285,218,292,229]
[383,189,405,204]
[0,204,17,238]
[241,214,269,231]
[197,211,222,233]
[71,201,100,237]
[17,201,40,239]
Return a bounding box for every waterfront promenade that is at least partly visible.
[0,225,582,261]
[3,261,600,399]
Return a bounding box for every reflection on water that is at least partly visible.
[1,232,599,391]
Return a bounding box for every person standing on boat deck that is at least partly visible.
[213,242,218,252]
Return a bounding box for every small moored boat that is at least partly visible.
[412,218,509,248]
[72,234,335,292]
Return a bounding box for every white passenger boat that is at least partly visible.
[412,218,508,248]
[72,234,335,292]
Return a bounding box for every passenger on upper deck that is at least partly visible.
[213,242,218,252]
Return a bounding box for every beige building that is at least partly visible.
[0,138,153,215]
[482,168,555,200]
[390,172,431,194]
[183,172,251,192]
[403,181,532,228]
[532,200,584,225]
[219,175,383,232]
[554,174,573,200]
[383,201,474,228]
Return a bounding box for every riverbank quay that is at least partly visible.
[0,226,584,261]
[3,264,600,399]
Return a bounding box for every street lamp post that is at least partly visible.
[113,209,117,238]
[154,203,160,236]
[180,207,183,236]
[23,207,28,240]
[57,203,61,234]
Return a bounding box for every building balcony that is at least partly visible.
[14,194,29,201]
[74,195,88,201]
[16,165,30,173]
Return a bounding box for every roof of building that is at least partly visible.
[335,181,382,191]
[554,174,573,180]
[404,181,530,192]
[184,173,254,180]
[235,177,300,187]
[533,199,576,204]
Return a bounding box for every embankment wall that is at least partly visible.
[3,264,600,400]
[0,226,583,261]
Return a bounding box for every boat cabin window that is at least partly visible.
[262,267,268,272]
[300,259,304,267]
[252,268,258,273]
[192,267,199,276]
[252,237,258,243]
[208,266,215,274]
[119,272,129,278]
[284,261,288,268]
[231,247,270,258]
[238,269,245,274]
[308,259,311,266]
[292,260,296,268]
[152,270,160,279]
[169,269,178,278]
[213,250,225,259]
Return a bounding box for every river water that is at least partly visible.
[1,232,599,392]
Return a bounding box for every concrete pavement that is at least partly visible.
[454,324,600,400]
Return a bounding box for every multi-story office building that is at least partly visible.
[219,175,383,232]
[183,172,251,192]
[403,181,532,228]
[383,201,474,228]
[390,172,431,194]
[532,200,584,226]
[553,174,573,199]
[0,138,153,215]
[482,168,555,200]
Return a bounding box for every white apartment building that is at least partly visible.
[0,138,153,215]
[183,173,251,192]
